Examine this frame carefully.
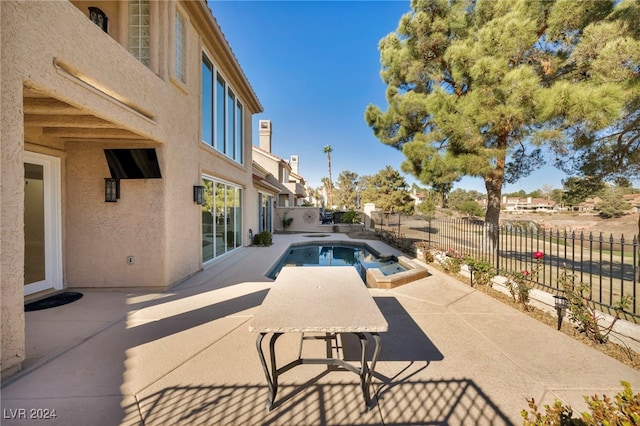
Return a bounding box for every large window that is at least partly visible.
[201,177,243,263]
[129,0,150,66]
[201,53,244,163]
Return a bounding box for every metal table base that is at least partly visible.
[256,331,382,411]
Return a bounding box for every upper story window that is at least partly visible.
[128,0,150,66]
[174,10,186,83]
[202,53,244,164]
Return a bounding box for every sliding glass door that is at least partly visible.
[201,176,242,263]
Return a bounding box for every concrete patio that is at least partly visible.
[2,233,638,425]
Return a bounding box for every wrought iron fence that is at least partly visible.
[371,213,639,320]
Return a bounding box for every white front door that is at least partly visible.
[23,152,62,295]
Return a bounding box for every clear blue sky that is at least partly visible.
[209,0,571,195]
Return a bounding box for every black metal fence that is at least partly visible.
[372,213,639,320]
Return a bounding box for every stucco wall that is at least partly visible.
[1,0,261,376]
[65,143,166,288]
[1,31,27,376]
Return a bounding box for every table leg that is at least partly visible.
[256,332,283,410]
[366,333,382,408]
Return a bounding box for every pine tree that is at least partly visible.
[366,0,635,247]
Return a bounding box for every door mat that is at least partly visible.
[25,292,83,312]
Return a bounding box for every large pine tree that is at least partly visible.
[366,0,636,245]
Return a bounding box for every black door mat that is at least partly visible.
[25,292,83,312]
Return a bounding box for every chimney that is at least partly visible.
[259,120,272,152]
[290,155,299,174]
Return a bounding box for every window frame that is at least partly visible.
[201,51,245,165]
[174,8,186,84]
[128,0,151,66]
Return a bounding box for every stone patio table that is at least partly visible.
[249,266,388,411]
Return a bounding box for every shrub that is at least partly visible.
[521,381,640,425]
[253,231,272,246]
[559,265,632,344]
[441,248,464,273]
[503,251,544,309]
[465,258,494,286]
[341,209,360,224]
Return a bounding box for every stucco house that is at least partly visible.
[1,0,263,377]
[501,196,558,212]
[253,120,307,208]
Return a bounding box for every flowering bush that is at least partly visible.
[504,252,544,308]
[441,248,464,273]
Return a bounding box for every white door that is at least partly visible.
[24,152,62,295]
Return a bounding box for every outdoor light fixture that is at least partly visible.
[193,185,205,205]
[553,295,569,330]
[88,7,108,32]
[105,178,120,202]
[468,264,475,287]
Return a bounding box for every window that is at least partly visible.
[201,177,243,262]
[201,56,213,147]
[227,90,235,158]
[129,0,150,65]
[236,103,243,164]
[175,10,186,83]
[216,73,226,153]
[201,53,244,164]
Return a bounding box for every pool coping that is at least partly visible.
[265,239,429,288]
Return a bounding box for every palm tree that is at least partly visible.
[323,145,333,207]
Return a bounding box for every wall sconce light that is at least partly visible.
[88,7,108,32]
[105,178,120,202]
[553,295,569,330]
[193,185,205,205]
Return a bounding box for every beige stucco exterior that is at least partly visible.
[1,0,262,377]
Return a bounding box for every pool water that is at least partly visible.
[267,243,407,281]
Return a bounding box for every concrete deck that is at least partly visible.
[2,233,638,425]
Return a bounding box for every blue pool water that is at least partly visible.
[267,243,407,281]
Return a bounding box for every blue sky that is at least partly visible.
[209,0,571,194]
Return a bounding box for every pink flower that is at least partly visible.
[522,270,531,276]
[533,251,544,260]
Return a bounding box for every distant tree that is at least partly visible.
[458,200,485,218]
[561,177,606,208]
[366,0,634,248]
[597,188,633,219]
[320,178,331,208]
[550,189,564,205]
[528,189,543,199]
[323,145,334,207]
[540,184,555,200]
[333,170,359,210]
[505,190,527,199]
[448,188,484,216]
[361,166,413,215]
[416,197,436,217]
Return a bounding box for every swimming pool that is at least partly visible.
[266,242,408,282]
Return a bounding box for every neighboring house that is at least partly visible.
[502,196,558,212]
[410,190,427,207]
[251,162,281,235]
[1,0,262,377]
[252,120,307,208]
[577,197,603,212]
[623,193,640,213]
